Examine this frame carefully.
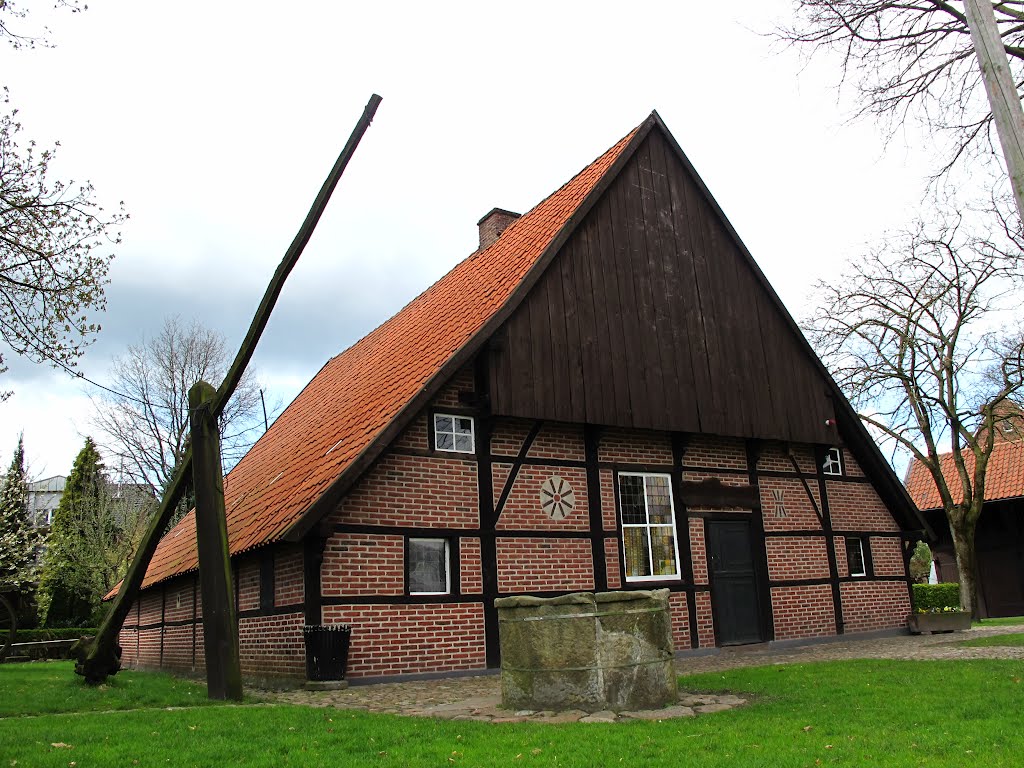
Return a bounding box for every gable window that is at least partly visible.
[822,447,843,476]
[433,414,475,453]
[618,473,681,582]
[408,538,450,595]
[845,537,866,577]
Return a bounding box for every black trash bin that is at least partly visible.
[303,625,352,681]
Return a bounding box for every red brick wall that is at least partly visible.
[321,603,486,677]
[760,477,823,532]
[238,612,305,679]
[826,481,900,531]
[669,592,690,650]
[598,428,673,464]
[322,534,404,597]
[766,536,831,581]
[334,453,479,529]
[527,423,585,461]
[605,537,622,589]
[496,537,594,593]
[689,519,708,584]
[695,591,715,648]
[771,584,835,640]
[840,581,910,633]
[683,436,747,471]
[870,537,905,577]
[496,465,589,531]
[275,546,304,607]
[460,537,483,594]
[237,557,260,612]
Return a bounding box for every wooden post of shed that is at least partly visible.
[189,380,243,701]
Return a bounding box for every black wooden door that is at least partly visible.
[707,520,764,645]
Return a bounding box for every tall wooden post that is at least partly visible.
[965,0,1024,225]
[189,380,243,701]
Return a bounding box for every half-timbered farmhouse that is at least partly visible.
[117,113,930,682]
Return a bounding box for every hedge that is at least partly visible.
[13,628,96,643]
[912,583,962,613]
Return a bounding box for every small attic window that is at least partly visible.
[434,413,475,453]
[822,447,843,476]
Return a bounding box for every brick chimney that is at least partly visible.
[477,208,521,250]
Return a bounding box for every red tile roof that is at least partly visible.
[130,121,643,592]
[905,438,1024,511]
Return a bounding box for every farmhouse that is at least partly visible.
[906,404,1024,618]
[117,113,929,682]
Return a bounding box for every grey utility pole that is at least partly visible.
[965,0,1024,225]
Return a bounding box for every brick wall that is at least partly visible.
[496,465,589,531]
[840,581,910,633]
[460,537,483,593]
[682,436,746,470]
[496,537,594,593]
[322,534,404,597]
[869,537,905,577]
[321,603,486,677]
[759,477,823,532]
[766,536,831,581]
[334,453,479,528]
[827,481,900,531]
[598,428,673,464]
[771,584,835,640]
[695,591,715,647]
[668,592,690,650]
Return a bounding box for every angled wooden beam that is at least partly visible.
[72,93,382,685]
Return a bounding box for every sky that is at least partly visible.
[0,0,938,478]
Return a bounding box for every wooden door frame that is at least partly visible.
[705,516,770,646]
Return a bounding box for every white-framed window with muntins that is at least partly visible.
[822,447,843,476]
[408,538,450,595]
[433,413,475,453]
[618,472,681,582]
[845,537,866,577]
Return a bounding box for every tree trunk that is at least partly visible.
[949,515,980,619]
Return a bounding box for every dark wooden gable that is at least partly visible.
[487,127,837,445]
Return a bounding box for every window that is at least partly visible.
[822,447,843,476]
[845,537,866,577]
[433,413,475,453]
[408,538,450,595]
[618,473,681,581]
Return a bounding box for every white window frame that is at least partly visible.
[433,413,475,454]
[618,472,682,583]
[408,538,451,595]
[822,447,844,476]
[845,537,866,577]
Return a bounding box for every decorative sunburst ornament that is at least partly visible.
[540,476,576,520]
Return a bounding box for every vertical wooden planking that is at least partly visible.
[559,238,588,424]
[544,255,574,421]
[607,165,649,426]
[649,133,701,432]
[679,167,728,435]
[590,194,632,426]
[622,151,667,427]
[635,139,681,426]
[570,220,607,425]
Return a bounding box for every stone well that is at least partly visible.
[495,589,676,712]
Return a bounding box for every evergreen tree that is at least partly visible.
[0,434,38,590]
[36,437,111,626]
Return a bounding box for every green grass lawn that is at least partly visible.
[2,659,1023,766]
[974,616,1024,627]
[961,632,1024,647]
[0,661,213,717]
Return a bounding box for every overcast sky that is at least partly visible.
[0,0,938,478]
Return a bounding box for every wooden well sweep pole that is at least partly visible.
[72,94,382,686]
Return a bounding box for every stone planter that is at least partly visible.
[907,612,971,634]
[495,589,676,713]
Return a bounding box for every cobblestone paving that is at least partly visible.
[259,623,1024,724]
